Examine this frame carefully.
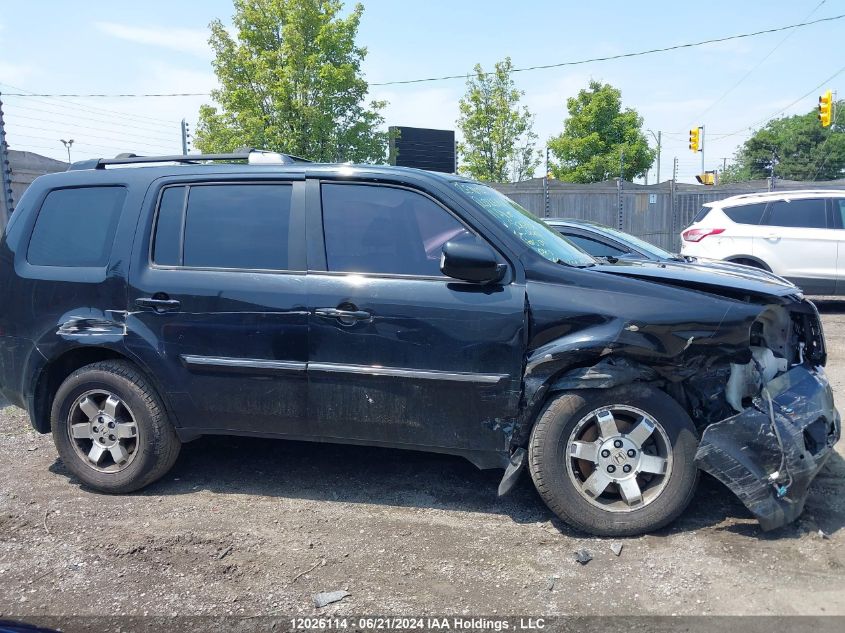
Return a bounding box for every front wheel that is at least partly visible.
[528,384,699,536]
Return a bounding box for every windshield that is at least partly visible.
[595,225,677,260]
[454,182,595,267]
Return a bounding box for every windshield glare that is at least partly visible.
[454,183,595,267]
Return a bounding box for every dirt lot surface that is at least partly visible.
[1,301,844,621]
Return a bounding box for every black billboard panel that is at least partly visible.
[389,126,455,173]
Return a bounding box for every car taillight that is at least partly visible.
[682,227,725,242]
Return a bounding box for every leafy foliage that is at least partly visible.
[456,58,541,182]
[195,0,389,163]
[727,103,845,181]
[548,81,655,183]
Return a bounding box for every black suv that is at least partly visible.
[0,152,839,536]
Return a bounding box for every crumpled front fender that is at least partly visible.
[695,365,841,530]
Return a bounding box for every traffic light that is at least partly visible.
[696,171,716,185]
[818,90,833,127]
[689,127,700,152]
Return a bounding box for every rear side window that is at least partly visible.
[764,198,827,229]
[28,186,127,267]
[723,202,767,225]
[321,183,470,276]
[563,233,627,258]
[152,183,293,270]
[692,206,711,223]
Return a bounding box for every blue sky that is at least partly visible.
[1,0,843,182]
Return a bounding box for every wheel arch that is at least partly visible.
[29,345,175,434]
[723,254,771,271]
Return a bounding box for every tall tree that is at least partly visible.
[548,81,655,183]
[195,0,389,163]
[724,103,845,182]
[457,58,540,182]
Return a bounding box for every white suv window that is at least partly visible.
[834,198,845,228]
[723,202,766,225]
[764,198,827,229]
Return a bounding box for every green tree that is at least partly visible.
[195,0,389,163]
[457,58,541,182]
[548,81,655,183]
[728,103,845,181]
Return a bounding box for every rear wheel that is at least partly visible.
[51,360,180,493]
[528,384,698,536]
[731,257,768,271]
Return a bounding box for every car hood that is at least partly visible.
[591,258,799,298]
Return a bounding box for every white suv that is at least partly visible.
[680,190,845,295]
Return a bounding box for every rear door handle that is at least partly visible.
[135,297,181,312]
[314,307,372,324]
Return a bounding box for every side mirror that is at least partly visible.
[440,239,506,284]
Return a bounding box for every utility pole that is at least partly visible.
[543,146,550,218]
[647,129,662,182]
[617,148,625,230]
[0,93,14,228]
[721,157,728,172]
[769,150,777,191]
[181,119,190,155]
[670,156,678,247]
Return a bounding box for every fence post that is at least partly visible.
[0,93,15,230]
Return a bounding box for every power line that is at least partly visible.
[691,0,827,123]
[2,14,843,95]
[8,124,176,153]
[5,104,177,141]
[6,110,178,145]
[370,13,845,86]
[709,64,845,140]
[0,82,179,127]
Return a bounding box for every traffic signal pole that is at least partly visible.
[700,125,705,175]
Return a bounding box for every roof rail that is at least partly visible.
[69,149,312,171]
[727,189,844,201]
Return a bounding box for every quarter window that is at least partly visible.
[764,198,827,229]
[152,183,294,270]
[321,183,471,276]
[27,186,127,267]
[723,202,766,225]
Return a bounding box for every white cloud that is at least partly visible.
[95,21,212,59]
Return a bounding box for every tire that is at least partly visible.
[731,258,767,271]
[528,384,698,536]
[51,360,181,493]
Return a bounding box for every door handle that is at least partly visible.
[314,307,372,324]
[135,297,181,312]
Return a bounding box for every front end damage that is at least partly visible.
[693,302,840,530]
[517,272,840,530]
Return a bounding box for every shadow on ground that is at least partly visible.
[48,431,842,539]
[811,298,845,314]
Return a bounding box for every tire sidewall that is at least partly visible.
[530,384,699,535]
[52,367,162,492]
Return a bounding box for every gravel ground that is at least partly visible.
[1,300,844,620]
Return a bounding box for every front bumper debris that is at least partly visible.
[695,365,840,531]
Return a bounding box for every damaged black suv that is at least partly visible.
[0,151,839,536]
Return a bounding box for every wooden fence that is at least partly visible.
[492,178,845,252]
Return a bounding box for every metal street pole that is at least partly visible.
[543,147,550,218]
[647,129,662,182]
[181,119,189,155]
[699,125,705,175]
[60,139,74,167]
